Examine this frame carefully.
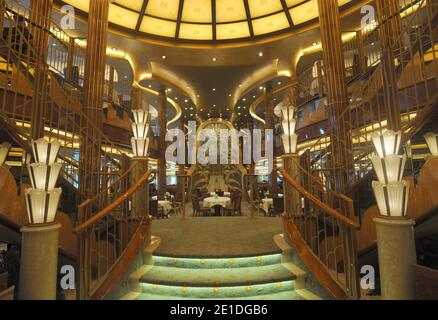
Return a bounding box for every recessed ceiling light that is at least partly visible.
[162,55,167,59]
[259,86,264,90]
[167,88,172,92]
[243,98,246,101]
[184,99,188,103]
[212,88,216,92]
[148,85,152,88]
[190,107,194,110]
[312,42,318,46]
[278,81,282,85]
[212,57,217,62]
[258,52,263,57]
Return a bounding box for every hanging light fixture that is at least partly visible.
[424,132,438,157]
[371,130,409,218]
[0,142,11,166]
[131,107,151,158]
[25,139,62,225]
[280,102,298,154]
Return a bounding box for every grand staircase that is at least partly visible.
[120,250,322,300]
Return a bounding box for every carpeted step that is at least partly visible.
[135,289,305,300]
[140,263,295,288]
[152,254,282,269]
[138,280,298,299]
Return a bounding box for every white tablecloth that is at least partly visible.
[158,200,173,214]
[261,198,273,214]
[203,197,231,209]
[210,192,231,197]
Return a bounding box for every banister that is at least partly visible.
[74,169,156,234]
[278,168,360,229]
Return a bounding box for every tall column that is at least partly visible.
[29,0,53,139]
[376,0,401,131]
[130,87,148,218]
[80,0,109,197]
[157,88,167,200]
[317,0,352,191]
[265,84,277,195]
[247,118,255,175]
[177,119,186,196]
[108,66,115,103]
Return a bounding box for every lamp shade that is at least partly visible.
[25,188,62,224]
[281,119,297,136]
[132,109,150,124]
[131,137,150,158]
[28,163,62,191]
[0,142,11,166]
[424,132,438,156]
[372,181,409,217]
[131,123,150,139]
[281,106,295,121]
[370,153,406,184]
[371,130,402,158]
[282,133,298,154]
[32,139,61,165]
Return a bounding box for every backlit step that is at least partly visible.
[139,280,297,299]
[153,254,282,269]
[140,264,295,288]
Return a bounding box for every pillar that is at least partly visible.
[265,84,277,195]
[247,118,255,175]
[282,154,301,217]
[374,217,417,300]
[317,0,352,191]
[18,224,61,300]
[157,88,167,200]
[177,119,186,196]
[376,0,401,131]
[108,66,115,103]
[80,0,109,197]
[66,37,75,82]
[131,158,149,218]
[29,0,53,139]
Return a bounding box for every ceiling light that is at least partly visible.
[258,52,263,57]
[112,47,118,51]
[184,99,188,103]
[162,55,166,59]
[259,86,264,90]
[212,57,217,62]
[212,88,216,92]
[243,98,246,101]
[312,42,318,46]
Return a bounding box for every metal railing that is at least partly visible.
[0,0,130,201]
[74,168,156,300]
[308,0,438,193]
[278,165,360,299]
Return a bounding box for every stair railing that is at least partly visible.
[0,0,132,203]
[278,166,360,299]
[307,0,438,193]
[74,168,156,300]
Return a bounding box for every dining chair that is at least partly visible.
[224,194,242,216]
[191,195,210,217]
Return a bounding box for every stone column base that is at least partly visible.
[374,216,416,300]
[18,223,61,300]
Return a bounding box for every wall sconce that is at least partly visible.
[0,142,11,166]
[131,108,151,158]
[371,130,409,218]
[25,139,62,225]
[280,104,298,154]
[424,132,438,157]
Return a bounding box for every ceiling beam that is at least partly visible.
[135,0,149,31]
[243,0,254,38]
[280,0,294,29]
[175,0,185,38]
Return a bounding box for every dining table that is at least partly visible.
[203,196,232,216]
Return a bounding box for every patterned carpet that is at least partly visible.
[151,201,283,257]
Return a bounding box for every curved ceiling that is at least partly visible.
[61,0,354,42]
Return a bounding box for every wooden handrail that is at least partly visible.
[278,168,360,229]
[74,169,156,234]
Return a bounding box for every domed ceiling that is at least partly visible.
[61,0,354,42]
